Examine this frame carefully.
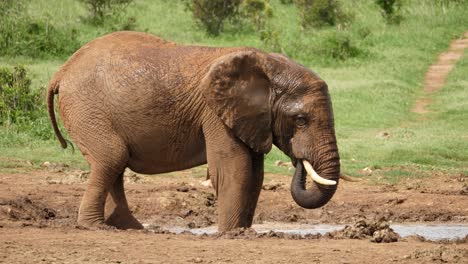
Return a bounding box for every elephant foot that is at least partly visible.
[77,218,116,231]
[105,209,144,230]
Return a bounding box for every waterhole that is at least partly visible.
[147,223,468,240]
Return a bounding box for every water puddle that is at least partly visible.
[163,223,345,236]
[391,224,468,240]
[150,223,468,240]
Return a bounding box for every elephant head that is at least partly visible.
[202,50,340,209]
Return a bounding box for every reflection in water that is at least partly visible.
[156,223,468,240]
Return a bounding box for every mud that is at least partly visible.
[164,222,468,242]
[0,197,53,221]
[0,166,467,263]
[164,219,402,243]
[325,219,401,243]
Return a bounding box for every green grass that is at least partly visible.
[0,0,467,182]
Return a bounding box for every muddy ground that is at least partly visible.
[0,163,467,263]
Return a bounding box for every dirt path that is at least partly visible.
[0,167,467,263]
[412,32,468,114]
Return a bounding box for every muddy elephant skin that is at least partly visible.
[47,31,340,231]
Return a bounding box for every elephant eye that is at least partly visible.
[295,115,307,128]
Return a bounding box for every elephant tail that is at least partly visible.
[47,79,68,149]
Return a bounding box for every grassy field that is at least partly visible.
[0,0,467,182]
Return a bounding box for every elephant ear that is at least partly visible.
[201,51,272,153]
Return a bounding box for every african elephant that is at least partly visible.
[47,31,340,231]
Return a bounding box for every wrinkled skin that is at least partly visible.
[47,31,340,231]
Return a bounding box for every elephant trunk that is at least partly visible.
[290,152,340,209]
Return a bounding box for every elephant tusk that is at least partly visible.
[302,160,337,186]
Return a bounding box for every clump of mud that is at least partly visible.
[216,227,321,240]
[257,230,321,240]
[217,227,259,239]
[326,218,400,243]
[404,246,468,263]
[262,182,284,191]
[0,197,56,222]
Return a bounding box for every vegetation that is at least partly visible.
[184,0,242,36]
[79,0,137,31]
[0,0,467,182]
[294,0,351,29]
[0,66,40,125]
[241,0,273,32]
[374,0,403,24]
[79,0,134,23]
[0,0,80,58]
[0,66,52,144]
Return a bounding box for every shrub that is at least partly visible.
[294,0,351,29]
[241,0,273,32]
[374,0,403,24]
[320,32,361,61]
[0,1,80,58]
[0,66,43,125]
[0,66,54,140]
[185,0,242,36]
[289,31,363,63]
[79,0,134,25]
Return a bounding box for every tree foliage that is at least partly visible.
[294,0,351,29]
[78,0,134,25]
[375,0,403,24]
[0,66,42,125]
[185,0,242,36]
[241,0,273,32]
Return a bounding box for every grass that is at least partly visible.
[0,0,467,183]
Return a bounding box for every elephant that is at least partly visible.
[47,31,340,231]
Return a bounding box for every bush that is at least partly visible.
[375,0,403,24]
[0,66,43,125]
[185,0,242,36]
[320,32,361,61]
[0,66,53,140]
[0,1,80,58]
[288,31,363,63]
[79,0,134,25]
[294,0,351,29]
[241,0,273,32]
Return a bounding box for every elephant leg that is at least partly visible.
[76,133,129,229]
[212,154,264,231]
[204,119,264,231]
[77,166,119,229]
[104,173,144,229]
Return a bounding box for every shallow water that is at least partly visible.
[391,224,468,240]
[155,223,468,240]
